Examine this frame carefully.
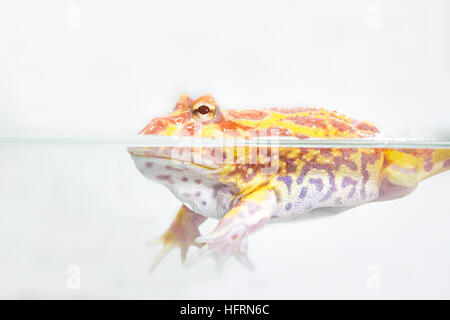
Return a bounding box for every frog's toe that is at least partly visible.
[183,243,216,268]
[149,242,176,272]
[184,226,254,271]
[148,232,199,272]
[149,239,193,272]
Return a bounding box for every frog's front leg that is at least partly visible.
[185,187,276,270]
[150,205,206,271]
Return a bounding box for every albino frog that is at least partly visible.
[128,94,450,270]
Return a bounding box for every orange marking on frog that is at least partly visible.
[181,122,196,135]
[410,149,434,172]
[287,116,328,129]
[268,127,292,136]
[166,111,191,126]
[228,109,269,120]
[329,118,356,134]
[255,127,293,137]
[216,116,252,133]
[139,118,168,135]
[270,107,319,114]
[355,121,379,134]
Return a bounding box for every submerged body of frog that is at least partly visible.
[128,94,450,270]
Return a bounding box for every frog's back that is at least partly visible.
[223,107,379,139]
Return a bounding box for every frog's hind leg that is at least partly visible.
[185,187,276,271]
[149,205,206,271]
[377,149,450,202]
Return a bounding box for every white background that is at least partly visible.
[0,0,449,299]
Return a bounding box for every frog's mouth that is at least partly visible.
[128,146,239,218]
[127,146,222,170]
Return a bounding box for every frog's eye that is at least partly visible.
[192,101,217,121]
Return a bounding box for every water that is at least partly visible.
[1,136,450,149]
[1,138,449,299]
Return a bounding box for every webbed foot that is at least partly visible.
[184,223,255,271]
[149,206,206,271]
[184,187,276,271]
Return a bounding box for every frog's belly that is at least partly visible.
[270,206,352,222]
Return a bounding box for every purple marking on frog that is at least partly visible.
[391,164,416,174]
[342,176,358,198]
[195,191,201,197]
[156,174,174,184]
[299,187,308,199]
[444,159,450,168]
[165,165,183,172]
[424,158,433,172]
[360,153,369,199]
[182,177,189,182]
[285,203,292,210]
[277,176,293,193]
[245,202,262,215]
[342,176,357,187]
[284,158,297,173]
[320,172,336,202]
[341,148,353,158]
[360,151,380,198]
[309,178,323,192]
[297,162,329,185]
[297,162,336,202]
[320,148,333,158]
[212,183,228,197]
[369,151,381,164]
[334,157,357,171]
[377,178,415,201]
[334,197,344,206]
[145,162,153,168]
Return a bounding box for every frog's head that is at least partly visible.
[128,94,259,163]
[135,94,256,138]
[128,94,265,216]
